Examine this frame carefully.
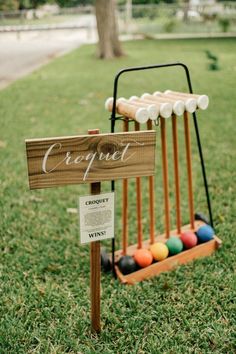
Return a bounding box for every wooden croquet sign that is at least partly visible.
[26,131,156,189]
[25,129,156,333]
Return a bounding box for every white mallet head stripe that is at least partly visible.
[160,103,172,119]
[117,97,126,104]
[153,91,162,96]
[128,97,158,120]
[129,95,139,101]
[141,93,151,99]
[147,104,159,120]
[173,100,185,116]
[105,97,114,110]
[197,95,209,110]
[135,108,149,123]
[185,98,197,113]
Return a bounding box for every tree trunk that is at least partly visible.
[95,0,124,59]
[183,0,190,22]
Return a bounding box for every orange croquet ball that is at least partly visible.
[133,248,153,268]
[150,242,169,261]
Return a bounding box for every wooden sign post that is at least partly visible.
[88,129,101,333]
[90,182,101,333]
[25,129,156,332]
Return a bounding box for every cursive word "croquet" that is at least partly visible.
[42,140,143,181]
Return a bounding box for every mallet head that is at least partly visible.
[160,103,172,119]
[173,100,185,116]
[197,95,209,110]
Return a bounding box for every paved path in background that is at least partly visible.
[1,13,234,90]
[0,15,97,89]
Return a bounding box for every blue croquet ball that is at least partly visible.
[166,236,183,256]
[118,255,137,275]
[196,225,215,243]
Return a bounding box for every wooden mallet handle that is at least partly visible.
[105,97,149,123]
[140,94,173,119]
[128,96,158,121]
[183,111,195,229]
[135,121,143,249]
[165,90,208,110]
[152,92,185,116]
[160,118,170,238]
[122,118,129,255]
[172,114,181,234]
[147,119,155,244]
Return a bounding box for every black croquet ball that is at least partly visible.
[101,249,111,272]
[194,212,210,225]
[118,255,137,275]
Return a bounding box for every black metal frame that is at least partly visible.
[110,62,214,277]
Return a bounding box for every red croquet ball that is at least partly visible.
[133,249,153,268]
[180,230,198,249]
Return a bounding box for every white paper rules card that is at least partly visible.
[79,192,115,244]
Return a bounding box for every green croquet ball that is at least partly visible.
[166,236,183,256]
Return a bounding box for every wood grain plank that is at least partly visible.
[25,130,156,189]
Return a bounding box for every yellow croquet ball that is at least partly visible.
[150,242,169,261]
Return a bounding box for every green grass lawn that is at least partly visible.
[0,39,236,353]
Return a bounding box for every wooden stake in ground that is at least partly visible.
[88,129,101,333]
[172,114,182,234]
[147,119,155,244]
[160,117,170,238]
[183,112,195,229]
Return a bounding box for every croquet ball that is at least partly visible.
[150,242,169,261]
[118,255,137,275]
[166,236,183,256]
[194,212,210,225]
[133,249,153,268]
[101,248,111,272]
[180,231,198,249]
[196,225,215,243]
